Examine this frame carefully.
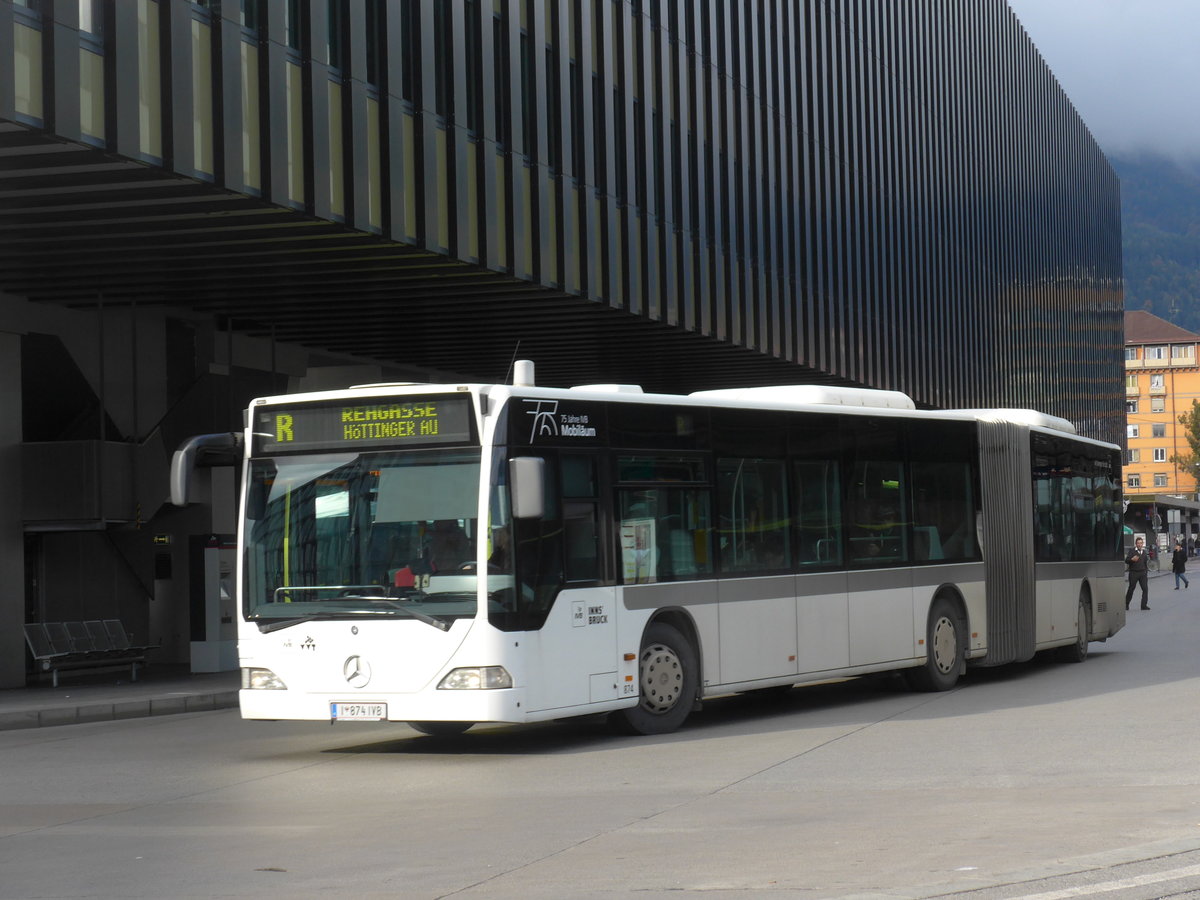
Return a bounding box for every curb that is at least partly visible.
[0,690,240,732]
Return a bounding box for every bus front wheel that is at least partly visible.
[611,622,699,735]
[909,597,963,692]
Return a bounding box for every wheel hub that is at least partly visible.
[931,616,957,675]
[639,642,683,714]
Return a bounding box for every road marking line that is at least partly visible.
[1010,862,1200,900]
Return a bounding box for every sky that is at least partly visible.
[1005,0,1200,161]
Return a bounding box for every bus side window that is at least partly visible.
[793,459,841,567]
[616,455,711,584]
[910,461,978,562]
[513,456,562,629]
[849,461,907,565]
[562,456,600,582]
[618,488,712,583]
[717,458,790,573]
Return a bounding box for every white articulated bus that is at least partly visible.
[171,362,1125,735]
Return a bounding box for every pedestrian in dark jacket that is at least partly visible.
[1125,537,1150,610]
[1172,540,1190,590]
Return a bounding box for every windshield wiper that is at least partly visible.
[367,599,451,631]
[254,604,450,632]
[257,615,319,634]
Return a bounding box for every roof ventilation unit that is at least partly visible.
[570,383,644,394]
[691,385,915,410]
[947,409,1078,434]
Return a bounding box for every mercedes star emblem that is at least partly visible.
[343,655,372,688]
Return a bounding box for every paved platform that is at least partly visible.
[0,664,239,732]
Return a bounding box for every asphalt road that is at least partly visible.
[2,590,1199,900]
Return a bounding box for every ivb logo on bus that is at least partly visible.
[523,400,598,444]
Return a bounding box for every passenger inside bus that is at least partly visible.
[429,519,473,571]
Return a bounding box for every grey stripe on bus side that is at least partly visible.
[621,564,989,612]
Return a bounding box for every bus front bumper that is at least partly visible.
[238,686,530,725]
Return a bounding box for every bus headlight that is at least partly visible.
[437,666,513,690]
[242,667,287,690]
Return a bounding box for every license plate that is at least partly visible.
[330,702,386,721]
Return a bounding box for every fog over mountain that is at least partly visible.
[1002,2,1200,330]
[1115,153,1200,331]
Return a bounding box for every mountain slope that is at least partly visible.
[1114,154,1200,329]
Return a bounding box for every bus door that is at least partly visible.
[846,459,915,665]
[524,454,619,712]
[715,457,799,683]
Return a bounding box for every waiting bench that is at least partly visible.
[23,620,155,688]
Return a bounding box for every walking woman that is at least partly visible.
[1172,539,1190,590]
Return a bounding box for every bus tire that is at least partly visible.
[611,622,698,735]
[909,596,963,692]
[1057,588,1091,663]
[408,721,473,736]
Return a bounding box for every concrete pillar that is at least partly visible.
[0,332,25,687]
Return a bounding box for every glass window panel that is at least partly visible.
[619,487,712,583]
[794,459,841,566]
[80,47,106,141]
[244,449,482,623]
[848,460,907,565]
[14,22,44,121]
[562,455,597,497]
[717,458,789,573]
[1071,473,1096,559]
[617,455,705,483]
[910,461,978,562]
[192,19,214,174]
[563,501,599,581]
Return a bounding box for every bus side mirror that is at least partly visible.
[509,457,545,519]
[170,432,244,506]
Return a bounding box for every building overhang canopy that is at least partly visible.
[0,124,827,393]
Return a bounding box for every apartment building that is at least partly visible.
[1124,310,1200,549]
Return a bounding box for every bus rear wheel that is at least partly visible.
[611,622,698,735]
[1057,589,1091,663]
[408,721,473,736]
[908,597,963,692]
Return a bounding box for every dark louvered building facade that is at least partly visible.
[0,0,1121,686]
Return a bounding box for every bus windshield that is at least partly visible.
[244,448,497,626]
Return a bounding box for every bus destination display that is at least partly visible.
[254,396,473,453]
